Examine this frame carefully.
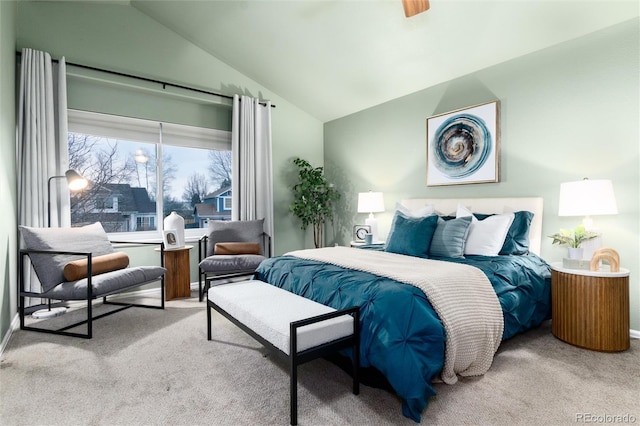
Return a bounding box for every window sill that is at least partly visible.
[108,229,206,244]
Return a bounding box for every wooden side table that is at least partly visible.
[350,241,385,249]
[551,263,629,352]
[158,245,193,301]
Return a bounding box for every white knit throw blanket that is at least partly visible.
[285,246,504,384]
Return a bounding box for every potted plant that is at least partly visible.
[289,158,340,248]
[548,224,599,259]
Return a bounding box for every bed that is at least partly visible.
[255,197,551,422]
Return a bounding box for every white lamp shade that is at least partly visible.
[558,179,618,217]
[357,191,385,213]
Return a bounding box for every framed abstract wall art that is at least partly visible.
[426,100,500,186]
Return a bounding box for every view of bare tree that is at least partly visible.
[208,150,231,190]
[183,172,209,208]
[68,133,138,228]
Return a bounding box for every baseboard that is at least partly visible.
[0,314,20,357]
[630,329,640,339]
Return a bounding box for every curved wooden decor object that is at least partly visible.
[402,0,430,17]
[590,247,620,272]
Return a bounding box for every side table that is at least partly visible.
[157,245,193,301]
[551,263,629,352]
[350,241,385,250]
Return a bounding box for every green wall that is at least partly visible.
[325,19,640,331]
[0,0,17,346]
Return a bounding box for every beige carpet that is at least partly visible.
[1,293,638,425]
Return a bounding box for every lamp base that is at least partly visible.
[32,307,67,319]
[365,216,379,243]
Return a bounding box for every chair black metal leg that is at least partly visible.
[207,301,212,341]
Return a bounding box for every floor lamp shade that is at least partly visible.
[358,191,385,242]
[48,169,88,227]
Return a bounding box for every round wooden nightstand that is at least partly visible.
[551,263,629,352]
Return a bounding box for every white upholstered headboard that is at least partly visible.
[400,197,544,256]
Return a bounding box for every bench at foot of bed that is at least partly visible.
[207,279,360,425]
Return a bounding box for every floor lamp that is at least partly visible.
[33,169,88,319]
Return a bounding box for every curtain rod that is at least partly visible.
[15,51,275,108]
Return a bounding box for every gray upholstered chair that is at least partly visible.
[198,219,270,301]
[18,222,166,338]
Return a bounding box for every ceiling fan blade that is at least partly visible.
[402,0,430,18]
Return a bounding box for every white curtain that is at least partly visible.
[16,48,69,296]
[231,95,274,254]
[16,48,69,228]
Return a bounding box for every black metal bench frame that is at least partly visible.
[207,292,360,425]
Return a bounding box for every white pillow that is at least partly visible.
[456,205,515,256]
[395,202,435,218]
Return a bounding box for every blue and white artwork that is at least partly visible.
[426,101,499,186]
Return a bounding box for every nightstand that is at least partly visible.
[350,241,385,250]
[551,263,629,352]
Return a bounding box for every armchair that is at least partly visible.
[18,222,166,339]
[198,219,270,301]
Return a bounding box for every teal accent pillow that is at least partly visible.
[385,212,439,258]
[429,216,472,258]
[500,211,534,255]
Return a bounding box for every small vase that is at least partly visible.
[567,247,584,260]
[164,212,185,247]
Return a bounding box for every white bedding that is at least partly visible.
[286,246,504,383]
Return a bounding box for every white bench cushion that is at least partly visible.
[208,280,354,355]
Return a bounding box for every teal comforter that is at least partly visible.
[255,252,550,422]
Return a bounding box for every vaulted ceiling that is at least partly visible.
[130,0,638,122]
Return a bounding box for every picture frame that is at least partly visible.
[163,230,179,250]
[426,100,500,186]
[353,225,371,242]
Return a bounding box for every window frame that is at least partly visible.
[67,109,231,242]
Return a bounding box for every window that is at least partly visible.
[68,110,232,234]
[223,197,232,211]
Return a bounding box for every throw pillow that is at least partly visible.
[429,216,472,258]
[385,212,439,258]
[63,252,130,282]
[456,207,534,255]
[214,242,261,255]
[394,202,435,218]
[499,211,534,255]
[456,205,515,256]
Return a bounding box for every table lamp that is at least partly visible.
[558,178,618,261]
[558,178,618,230]
[357,191,385,243]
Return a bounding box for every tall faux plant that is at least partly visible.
[290,158,340,248]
